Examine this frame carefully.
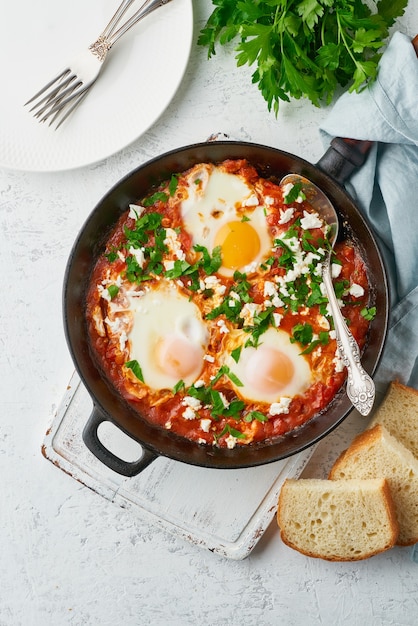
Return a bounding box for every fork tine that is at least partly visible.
[53,90,89,130]
[36,79,83,119]
[24,69,71,106]
[29,74,79,116]
[38,81,86,123]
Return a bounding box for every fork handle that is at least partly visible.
[103,0,173,48]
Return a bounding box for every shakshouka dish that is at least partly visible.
[86,159,374,449]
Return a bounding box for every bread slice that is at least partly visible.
[277,477,398,561]
[369,381,418,459]
[329,424,418,545]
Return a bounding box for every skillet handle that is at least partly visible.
[316,137,373,185]
[82,405,158,477]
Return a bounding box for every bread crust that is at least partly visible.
[277,477,399,561]
[329,424,418,546]
[369,380,418,459]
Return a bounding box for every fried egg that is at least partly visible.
[224,328,312,403]
[180,164,272,276]
[128,282,209,390]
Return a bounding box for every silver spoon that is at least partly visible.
[280,173,375,416]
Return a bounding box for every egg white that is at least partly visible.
[180,164,272,276]
[224,327,312,403]
[127,281,209,390]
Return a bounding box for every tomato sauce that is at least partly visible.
[85,160,373,448]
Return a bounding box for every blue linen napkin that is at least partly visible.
[320,32,418,394]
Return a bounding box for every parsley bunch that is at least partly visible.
[198,0,408,114]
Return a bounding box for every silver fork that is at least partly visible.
[25,0,173,129]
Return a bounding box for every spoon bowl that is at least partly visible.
[280,173,375,416]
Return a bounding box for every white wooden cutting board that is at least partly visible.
[43,372,314,559]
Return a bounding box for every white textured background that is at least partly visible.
[1,1,418,624]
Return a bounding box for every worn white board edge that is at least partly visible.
[42,372,314,559]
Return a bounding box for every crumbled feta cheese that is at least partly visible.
[225,435,238,449]
[300,211,323,230]
[277,281,290,298]
[269,397,292,415]
[331,262,342,278]
[278,207,295,224]
[263,280,277,298]
[129,245,145,268]
[219,392,229,408]
[240,302,261,325]
[273,312,283,327]
[194,379,205,388]
[272,294,285,308]
[163,259,175,271]
[92,310,106,337]
[164,228,185,261]
[98,284,111,302]
[333,349,345,373]
[182,396,202,411]
[282,182,294,198]
[243,194,259,207]
[217,319,229,334]
[349,283,365,298]
[182,407,196,420]
[264,196,275,206]
[204,354,215,363]
[285,236,301,253]
[104,316,121,333]
[200,419,211,433]
[128,204,145,219]
[317,315,330,330]
[203,275,219,289]
[119,331,128,351]
[304,251,321,266]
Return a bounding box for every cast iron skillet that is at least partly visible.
[63,138,389,476]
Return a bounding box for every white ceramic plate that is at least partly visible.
[1,0,193,172]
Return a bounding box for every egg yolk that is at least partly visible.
[245,345,295,395]
[214,220,261,269]
[156,334,202,379]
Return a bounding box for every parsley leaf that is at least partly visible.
[198,0,408,113]
[125,360,144,382]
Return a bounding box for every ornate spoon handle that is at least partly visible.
[322,261,375,416]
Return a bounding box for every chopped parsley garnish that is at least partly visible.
[105,249,118,263]
[107,284,119,299]
[283,183,306,204]
[361,306,376,321]
[217,424,247,440]
[168,174,179,197]
[173,379,186,394]
[243,411,268,423]
[275,239,296,269]
[125,360,144,382]
[334,279,350,300]
[291,323,314,346]
[231,346,242,363]
[300,331,330,355]
[244,306,276,347]
[291,324,330,354]
[142,191,169,207]
[194,244,222,275]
